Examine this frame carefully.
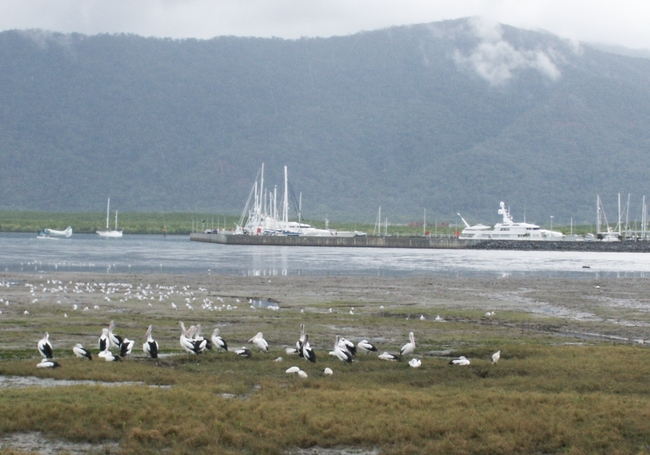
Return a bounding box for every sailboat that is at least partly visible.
[96,198,123,238]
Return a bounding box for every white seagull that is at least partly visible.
[400,332,416,357]
[248,332,269,353]
[491,350,501,364]
[323,367,333,376]
[143,325,159,359]
[73,343,92,360]
[408,358,422,368]
[38,332,54,359]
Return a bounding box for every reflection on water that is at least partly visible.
[1,232,650,278]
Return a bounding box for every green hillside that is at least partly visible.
[1,18,649,226]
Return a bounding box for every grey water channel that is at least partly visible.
[1,232,650,278]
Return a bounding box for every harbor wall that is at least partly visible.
[189,233,650,252]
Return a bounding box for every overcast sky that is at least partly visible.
[1,0,648,50]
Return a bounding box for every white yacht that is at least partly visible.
[458,202,564,240]
[97,198,123,238]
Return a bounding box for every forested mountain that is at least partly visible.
[1,18,650,225]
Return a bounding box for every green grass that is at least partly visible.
[1,274,650,454]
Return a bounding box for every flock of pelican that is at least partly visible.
[36,320,501,373]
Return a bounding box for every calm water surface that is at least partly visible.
[1,232,650,278]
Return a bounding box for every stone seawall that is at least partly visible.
[189,233,650,252]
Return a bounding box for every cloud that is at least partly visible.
[453,17,563,86]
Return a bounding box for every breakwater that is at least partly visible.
[189,233,650,252]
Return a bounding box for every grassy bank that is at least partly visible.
[0,273,649,454]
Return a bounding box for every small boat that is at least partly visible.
[458,202,564,240]
[37,226,73,239]
[97,198,123,238]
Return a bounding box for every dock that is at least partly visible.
[189,233,650,252]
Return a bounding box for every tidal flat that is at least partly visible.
[0,272,649,455]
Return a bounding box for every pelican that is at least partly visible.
[301,334,316,363]
[193,324,212,351]
[378,352,400,361]
[408,358,422,368]
[450,356,470,366]
[119,337,135,357]
[338,337,356,357]
[357,340,378,355]
[179,322,201,354]
[234,347,251,357]
[323,367,333,376]
[295,323,306,357]
[100,348,122,362]
[73,343,92,360]
[37,332,53,359]
[99,328,110,352]
[400,332,416,357]
[143,325,159,359]
[37,358,60,368]
[107,321,123,349]
[286,366,301,374]
[211,328,228,352]
[297,370,308,378]
[248,332,269,353]
[333,336,353,363]
[491,350,501,364]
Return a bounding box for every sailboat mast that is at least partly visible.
[106,198,110,230]
[115,210,118,230]
[283,166,289,225]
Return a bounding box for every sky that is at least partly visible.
[0,0,649,50]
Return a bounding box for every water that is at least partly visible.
[1,232,650,278]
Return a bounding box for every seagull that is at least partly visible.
[297,370,308,378]
[73,343,92,360]
[98,328,110,352]
[408,358,422,368]
[333,336,353,363]
[357,340,378,355]
[450,356,470,366]
[37,359,61,368]
[248,332,269,353]
[286,366,301,374]
[171,302,177,310]
[211,328,228,352]
[234,347,251,358]
[419,315,425,320]
[323,367,333,376]
[435,315,444,322]
[378,352,400,361]
[400,332,416,357]
[143,325,159,359]
[491,350,501,364]
[37,333,53,359]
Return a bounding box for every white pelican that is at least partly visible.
[400,332,416,357]
[37,359,60,368]
[285,347,300,355]
[450,356,470,366]
[301,334,316,363]
[100,348,122,362]
[333,336,353,363]
[190,325,211,351]
[211,328,228,352]
[378,352,400,361]
[491,350,501,364]
[73,344,92,360]
[408,358,422,368]
[295,324,306,357]
[119,337,135,357]
[338,337,356,357]
[179,322,201,354]
[99,328,110,352]
[107,321,123,348]
[234,347,251,357]
[285,366,301,374]
[37,332,53,359]
[323,367,333,376]
[248,332,269,353]
[357,340,378,355]
[143,325,159,359]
